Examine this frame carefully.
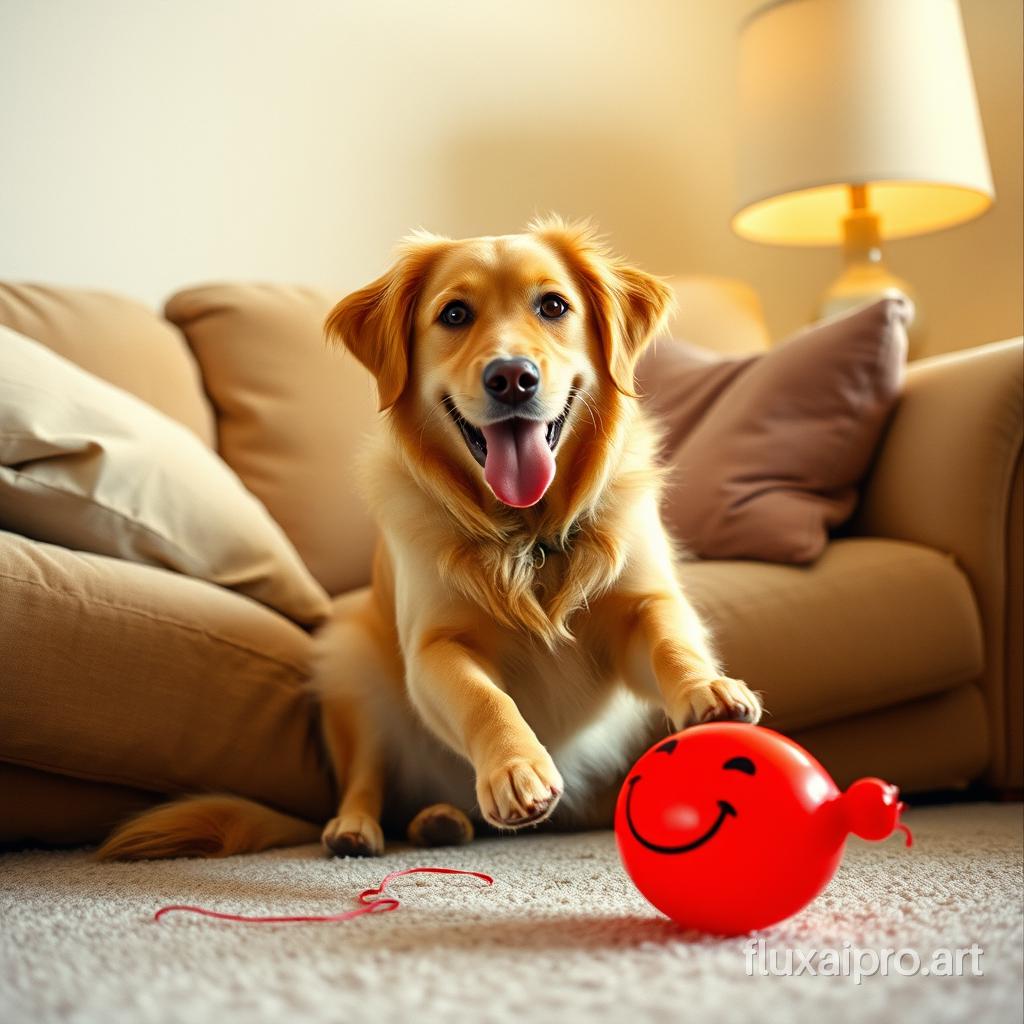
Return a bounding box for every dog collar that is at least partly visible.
[532,526,579,569]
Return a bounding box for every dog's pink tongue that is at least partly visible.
[481,419,555,508]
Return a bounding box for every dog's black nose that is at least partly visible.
[483,357,540,406]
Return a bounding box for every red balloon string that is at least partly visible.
[153,866,495,925]
[896,823,914,848]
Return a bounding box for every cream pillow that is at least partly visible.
[0,326,330,627]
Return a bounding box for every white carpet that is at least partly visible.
[2,804,1021,1024]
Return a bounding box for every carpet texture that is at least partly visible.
[2,804,1021,1024]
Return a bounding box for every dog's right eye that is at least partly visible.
[439,301,472,327]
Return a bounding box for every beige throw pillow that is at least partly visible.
[0,283,216,446]
[0,326,330,627]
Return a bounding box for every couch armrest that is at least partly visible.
[853,338,1023,789]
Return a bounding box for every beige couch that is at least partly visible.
[1,282,1021,847]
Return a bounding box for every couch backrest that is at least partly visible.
[165,284,378,596]
[661,275,771,355]
[0,284,215,446]
[1,277,774,598]
[161,276,775,597]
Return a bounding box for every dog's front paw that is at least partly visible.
[476,752,564,830]
[670,676,763,730]
[321,814,384,858]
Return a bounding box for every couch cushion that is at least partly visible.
[0,283,215,446]
[0,328,330,628]
[638,298,908,564]
[165,285,378,596]
[0,763,161,847]
[0,529,333,822]
[660,275,770,356]
[683,537,985,731]
[791,685,989,793]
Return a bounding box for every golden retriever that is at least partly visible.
[98,217,762,860]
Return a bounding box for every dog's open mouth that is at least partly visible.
[444,394,574,509]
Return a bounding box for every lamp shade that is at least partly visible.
[733,0,995,245]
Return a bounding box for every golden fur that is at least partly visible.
[98,217,762,861]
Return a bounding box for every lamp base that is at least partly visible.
[817,199,922,358]
[819,259,916,318]
[818,258,921,360]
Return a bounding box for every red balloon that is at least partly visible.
[614,723,911,935]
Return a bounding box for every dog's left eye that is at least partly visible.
[538,293,568,319]
[439,301,472,327]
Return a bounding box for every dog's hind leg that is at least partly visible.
[319,692,386,857]
[406,803,475,848]
[315,590,396,858]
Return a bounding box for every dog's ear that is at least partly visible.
[529,216,674,397]
[325,233,447,411]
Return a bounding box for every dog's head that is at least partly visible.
[326,217,672,510]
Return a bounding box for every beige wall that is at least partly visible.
[1,0,1019,356]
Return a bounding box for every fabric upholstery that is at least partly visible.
[0,763,160,848]
[0,529,333,823]
[0,277,1015,846]
[0,529,984,841]
[638,298,909,564]
[791,684,989,794]
[165,285,379,596]
[0,328,330,627]
[683,538,984,731]
[0,283,215,446]
[854,337,1024,788]
[1007,459,1022,789]
[0,685,988,846]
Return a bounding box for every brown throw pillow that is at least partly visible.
[636,298,909,564]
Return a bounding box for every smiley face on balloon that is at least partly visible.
[615,723,912,935]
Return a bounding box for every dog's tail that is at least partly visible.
[95,794,321,861]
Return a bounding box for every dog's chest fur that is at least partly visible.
[386,604,654,826]
[370,424,663,826]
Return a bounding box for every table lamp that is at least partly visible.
[732,0,995,352]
